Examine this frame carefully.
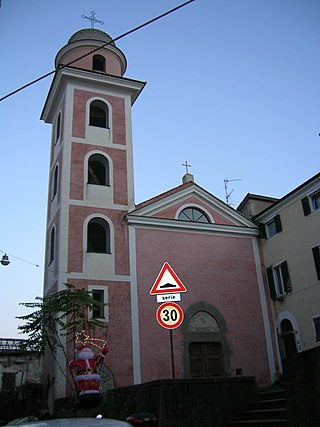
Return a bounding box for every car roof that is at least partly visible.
[15,418,131,427]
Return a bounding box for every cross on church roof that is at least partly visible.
[182,161,191,174]
[81,11,104,29]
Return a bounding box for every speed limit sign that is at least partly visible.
[156,302,184,329]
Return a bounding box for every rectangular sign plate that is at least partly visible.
[156,293,181,303]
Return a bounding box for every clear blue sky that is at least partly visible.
[0,0,319,338]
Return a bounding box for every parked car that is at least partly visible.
[127,413,158,426]
[7,418,132,427]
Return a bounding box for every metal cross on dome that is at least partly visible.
[182,161,191,174]
[81,11,104,29]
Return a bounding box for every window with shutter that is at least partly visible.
[313,316,320,342]
[267,261,291,299]
[311,190,320,211]
[312,246,320,280]
[265,214,282,239]
[267,267,277,300]
[258,223,267,239]
[281,261,292,293]
[274,214,282,233]
[301,196,311,216]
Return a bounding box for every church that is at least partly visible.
[41,27,278,400]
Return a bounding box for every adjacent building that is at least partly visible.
[238,173,320,372]
[0,338,41,392]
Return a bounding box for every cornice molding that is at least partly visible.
[255,175,320,222]
[41,67,146,123]
[126,215,259,237]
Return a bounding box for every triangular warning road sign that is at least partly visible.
[150,262,187,295]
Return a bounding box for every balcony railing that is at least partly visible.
[0,338,30,352]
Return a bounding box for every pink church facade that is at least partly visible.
[41,28,278,400]
[127,182,276,385]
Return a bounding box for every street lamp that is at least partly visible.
[1,254,10,266]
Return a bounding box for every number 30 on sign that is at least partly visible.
[156,302,184,329]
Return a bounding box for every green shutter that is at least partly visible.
[282,261,292,293]
[312,246,320,280]
[266,267,277,299]
[258,223,267,239]
[301,196,311,216]
[274,214,282,233]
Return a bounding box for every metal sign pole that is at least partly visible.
[169,329,175,379]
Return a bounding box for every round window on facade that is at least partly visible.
[178,207,210,223]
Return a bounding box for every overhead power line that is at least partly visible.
[0,0,195,103]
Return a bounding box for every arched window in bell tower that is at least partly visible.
[88,154,109,186]
[92,55,106,72]
[52,165,59,199]
[56,112,61,143]
[87,218,111,254]
[49,227,55,265]
[89,100,109,128]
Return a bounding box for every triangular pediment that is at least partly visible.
[127,181,256,230]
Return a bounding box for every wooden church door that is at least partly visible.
[189,342,224,378]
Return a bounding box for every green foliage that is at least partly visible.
[17,283,108,396]
[17,282,106,355]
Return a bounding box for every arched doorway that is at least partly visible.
[44,376,55,415]
[99,365,114,392]
[279,318,297,358]
[182,304,231,378]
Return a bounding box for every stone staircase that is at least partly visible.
[227,388,287,426]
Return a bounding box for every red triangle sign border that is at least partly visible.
[150,262,188,295]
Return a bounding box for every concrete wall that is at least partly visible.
[0,346,42,424]
[0,351,41,391]
[105,377,257,427]
[283,345,320,427]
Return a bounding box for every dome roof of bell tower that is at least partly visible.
[55,27,127,76]
[68,28,116,46]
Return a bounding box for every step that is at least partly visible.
[227,419,287,427]
[257,390,286,401]
[227,388,287,426]
[248,398,286,411]
[237,408,287,421]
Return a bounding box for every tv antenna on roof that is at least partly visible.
[224,178,242,205]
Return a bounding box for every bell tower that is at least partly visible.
[41,28,145,398]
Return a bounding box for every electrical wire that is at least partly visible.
[0,0,195,103]
[0,249,41,268]
[0,249,67,274]
[0,0,195,272]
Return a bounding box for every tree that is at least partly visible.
[17,283,107,396]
